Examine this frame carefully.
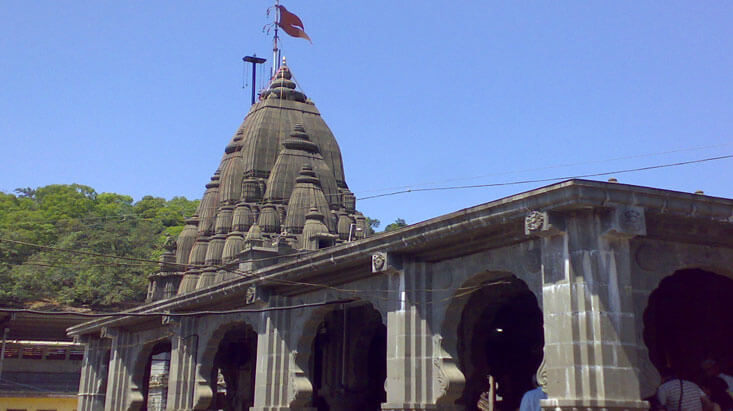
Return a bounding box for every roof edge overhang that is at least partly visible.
[68,179,733,336]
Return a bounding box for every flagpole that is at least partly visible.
[272,0,280,77]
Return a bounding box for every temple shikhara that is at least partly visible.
[146,63,369,303]
[68,39,733,411]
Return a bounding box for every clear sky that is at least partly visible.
[2,1,732,227]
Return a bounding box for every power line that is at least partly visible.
[0,238,314,271]
[0,299,356,318]
[4,153,731,277]
[357,154,733,200]
[5,145,729,228]
[0,238,185,268]
[355,143,733,194]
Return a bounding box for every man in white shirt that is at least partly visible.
[657,367,711,411]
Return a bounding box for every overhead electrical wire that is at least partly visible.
[355,143,733,194]
[4,150,731,230]
[0,299,356,318]
[2,153,731,318]
[357,154,733,200]
[2,153,731,277]
[0,237,312,271]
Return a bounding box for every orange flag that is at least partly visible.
[277,5,311,43]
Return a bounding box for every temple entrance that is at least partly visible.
[141,340,171,411]
[210,325,258,411]
[310,303,386,411]
[643,268,733,380]
[457,277,544,411]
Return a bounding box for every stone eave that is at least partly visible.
[67,179,733,336]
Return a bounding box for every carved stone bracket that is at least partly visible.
[100,326,119,340]
[603,205,646,239]
[288,350,313,408]
[372,251,403,274]
[524,211,565,237]
[535,352,548,389]
[245,285,258,304]
[244,284,271,306]
[161,312,180,327]
[433,338,466,406]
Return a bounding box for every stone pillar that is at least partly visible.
[252,297,303,411]
[530,208,648,411]
[167,317,200,411]
[77,335,111,411]
[103,328,146,411]
[377,255,449,411]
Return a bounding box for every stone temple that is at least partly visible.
[69,63,733,411]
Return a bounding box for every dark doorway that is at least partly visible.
[457,277,544,410]
[310,303,386,411]
[643,269,733,381]
[210,325,258,411]
[141,340,172,411]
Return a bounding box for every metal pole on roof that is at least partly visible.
[243,55,267,105]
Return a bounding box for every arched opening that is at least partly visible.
[141,340,172,411]
[310,302,386,410]
[209,325,258,411]
[457,276,544,410]
[643,268,733,381]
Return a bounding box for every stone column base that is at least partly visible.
[541,398,649,411]
[250,408,316,411]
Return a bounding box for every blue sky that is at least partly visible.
[2,1,732,227]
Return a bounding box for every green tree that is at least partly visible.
[384,218,407,232]
[365,217,380,235]
[0,185,199,309]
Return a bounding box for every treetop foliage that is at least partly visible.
[0,184,198,310]
[384,218,407,232]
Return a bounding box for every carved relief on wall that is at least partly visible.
[620,209,644,232]
[525,211,546,234]
[372,252,386,272]
[635,243,671,272]
[245,286,257,305]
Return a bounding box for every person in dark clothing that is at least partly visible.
[703,376,733,411]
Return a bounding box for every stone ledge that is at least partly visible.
[541,398,649,410]
[381,404,441,410]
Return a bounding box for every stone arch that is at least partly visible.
[646,262,733,300]
[194,319,258,410]
[642,268,733,387]
[437,271,544,409]
[633,257,733,398]
[291,298,387,410]
[129,337,172,411]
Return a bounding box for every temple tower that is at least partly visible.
[148,63,369,299]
